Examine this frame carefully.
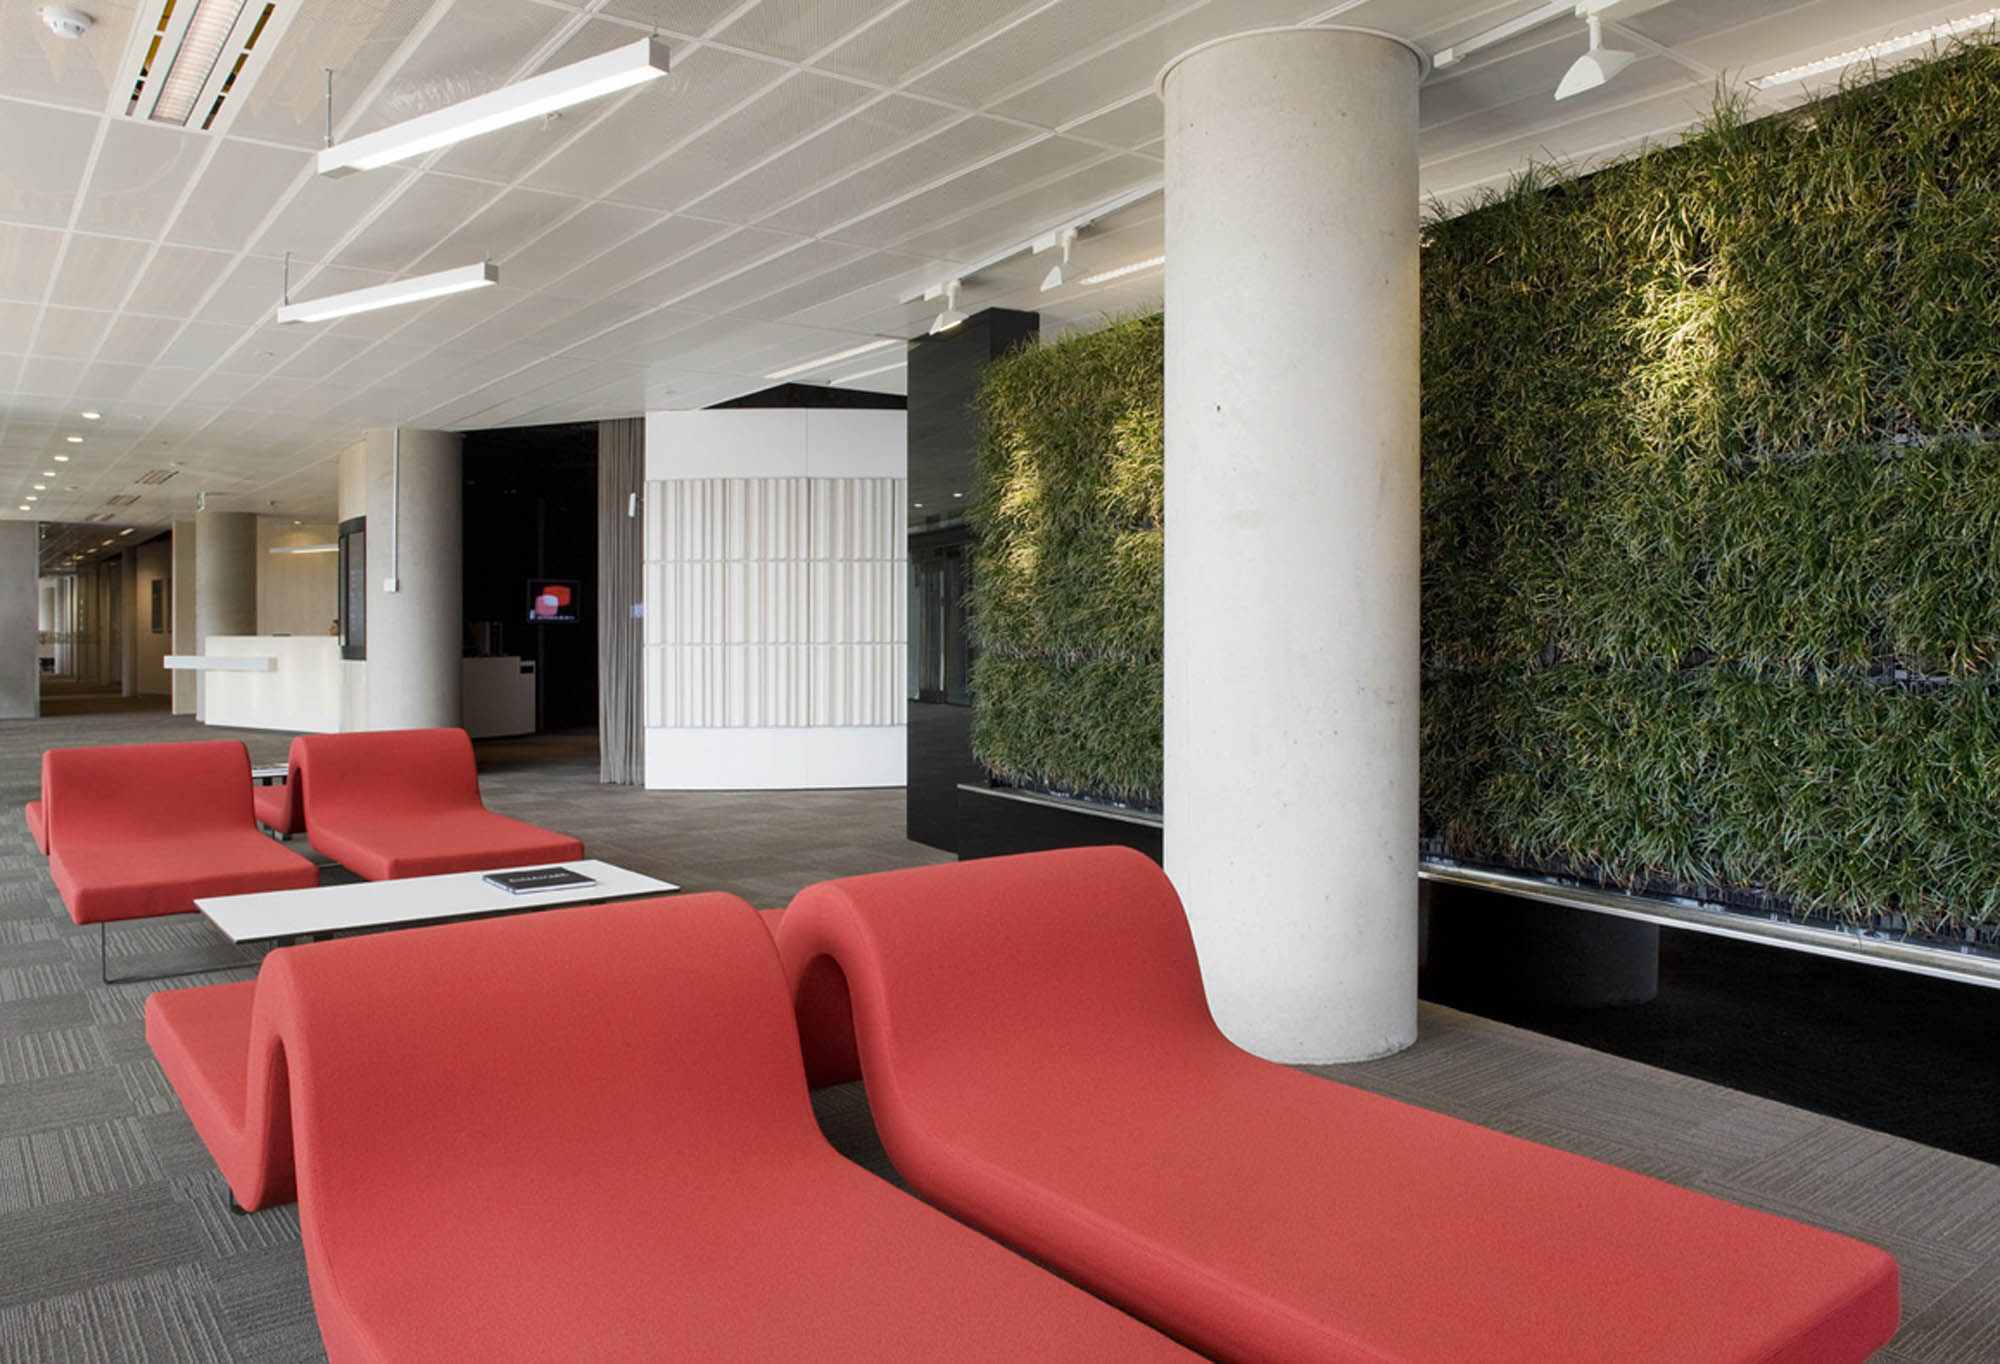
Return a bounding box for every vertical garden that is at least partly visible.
[969,45,2000,931]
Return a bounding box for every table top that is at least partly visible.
[250,765,289,781]
[196,859,678,943]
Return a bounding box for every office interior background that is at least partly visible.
[3,0,1999,1359]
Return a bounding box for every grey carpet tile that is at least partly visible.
[0,1265,239,1364]
[0,712,1994,1359]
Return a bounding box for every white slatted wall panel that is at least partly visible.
[644,476,906,731]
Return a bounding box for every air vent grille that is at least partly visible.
[117,1,294,138]
[134,469,179,485]
[104,494,141,505]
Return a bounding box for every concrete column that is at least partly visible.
[0,523,39,719]
[364,428,461,730]
[171,520,197,715]
[194,509,257,721]
[1161,27,1425,1063]
[120,546,139,698]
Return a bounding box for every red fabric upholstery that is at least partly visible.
[252,739,306,837]
[24,799,45,854]
[296,727,581,880]
[259,894,1194,1363]
[758,907,860,1088]
[776,847,1903,1364]
[145,981,295,1209]
[46,741,318,925]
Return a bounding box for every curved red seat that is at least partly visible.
[296,727,581,880]
[47,740,317,926]
[24,798,45,854]
[757,907,860,1087]
[261,894,1195,1362]
[775,847,1902,1364]
[144,980,295,1210]
[253,738,306,838]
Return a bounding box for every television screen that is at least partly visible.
[527,579,580,624]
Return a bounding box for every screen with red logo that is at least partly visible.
[527,580,580,624]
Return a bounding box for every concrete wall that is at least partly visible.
[257,518,338,637]
[134,538,172,696]
[171,520,196,714]
[0,523,38,719]
[364,428,461,730]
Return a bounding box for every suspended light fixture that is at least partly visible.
[1555,15,1637,99]
[318,36,670,176]
[1040,227,1079,292]
[277,259,498,324]
[1078,255,1165,287]
[1752,10,2000,89]
[929,280,967,335]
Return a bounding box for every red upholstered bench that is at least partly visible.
[259,894,1195,1362]
[758,906,861,1088]
[775,847,1903,1364]
[153,905,849,1211]
[46,740,319,982]
[145,980,295,1210]
[296,727,582,879]
[24,798,45,854]
[253,738,306,839]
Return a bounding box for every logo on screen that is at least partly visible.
[528,581,579,624]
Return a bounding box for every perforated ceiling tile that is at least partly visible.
[0,224,62,304]
[891,153,1160,262]
[248,167,403,261]
[352,0,571,138]
[1424,53,1695,159]
[163,139,311,251]
[47,234,154,313]
[760,115,1039,240]
[523,46,784,202]
[410,186,589,275]
[1056,94,1164,151]
[325,171,497,273]
[559,306,710,363]
[599,0,747,39]
[501,199,661,296]
[229,0,442,148]
[73,120,212,238]
[0,99,97,228]
[612,71,877,212]
[714,0,908,62]
[818,130,1101,249]
[121,243,234,317]
[726,248,929,326]
[815,0,1048,86]
[543,214,731,301]
[32,307,114,361]
[613,226,803,311]
[672,236,867,317]
[910,0,1187,108]
[689,93,956,227]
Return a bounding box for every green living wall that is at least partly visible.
[972,46,2000,929]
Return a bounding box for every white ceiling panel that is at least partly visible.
[713,0,909,63]
[559,307,712,363]
[0,225,63,303]
[326,172,497,273]
[73,121,215,239]
[249,170,404,261]
[825,137,1118,251]
[94,315,189,369]
[672,237,869,317]
[613,227,805,311]
[689,94,957,227]
[611,72,880,212]
[1056,95,1166,150]
[0,98,98,228]
[761,116,1041,240]
[599,0,747,37]
[34,307,114,360]
[524,47,787,203]
[0,1,135,112]
[817,0,1048,86]
[48,234,153,312]
[164,140,312,251]
[123,245,236,317]
[353,0,570,136]
[910,0,1202,109]
[726,248,930,326]
[542,214,733,301]
[411,187,589,275]
[501,200,663,297]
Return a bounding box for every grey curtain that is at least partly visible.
[596,418,644,784]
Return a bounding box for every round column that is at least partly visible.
[194,509,256,721]
[1162,27,1424,1062]
[364,428,462,730]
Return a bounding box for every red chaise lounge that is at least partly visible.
[257,893,1196,1362]
[148,905,851,1210]
[296,727,581,879]
[774,847,1903,1364]
[47,740,319,982]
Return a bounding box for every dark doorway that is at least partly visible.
[462,423,599,732]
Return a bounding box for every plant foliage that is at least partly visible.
[971,45,2000,925]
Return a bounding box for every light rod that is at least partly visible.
[276,261,498,324]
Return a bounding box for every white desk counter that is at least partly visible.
[196,635,345,733]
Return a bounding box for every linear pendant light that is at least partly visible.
[277,261,498,324]
[319,35,670,177]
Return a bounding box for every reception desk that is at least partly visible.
[192,636,344,732]
[170,638,537,737]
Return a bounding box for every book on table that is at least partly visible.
[481,866,598,895]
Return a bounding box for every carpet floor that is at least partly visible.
[0,710,1994,1361]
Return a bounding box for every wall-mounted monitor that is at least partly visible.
[528,579,581,624]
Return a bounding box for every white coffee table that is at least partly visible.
[195,859,678,944]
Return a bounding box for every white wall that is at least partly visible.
[133,538,172,695]
[256,518,338,637]
[171,520,196,714]
[643,408,906,790]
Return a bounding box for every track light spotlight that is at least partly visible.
[929,279,967,335]
[1040,227,1078,292]
[1555,15,1636,100]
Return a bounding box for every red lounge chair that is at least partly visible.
[24,799,46,854]
[758,907,861,1088]
[253,738,306,838]
[46,740,318,983]
[296,727,581,880]
[775,847,1903,1364]
[150,906,847,1211]
[258,894,1196,1363]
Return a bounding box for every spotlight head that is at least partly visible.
[1555,16,1636,100]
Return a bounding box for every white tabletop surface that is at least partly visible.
[250,765,289,781]
[196,859,678,943]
